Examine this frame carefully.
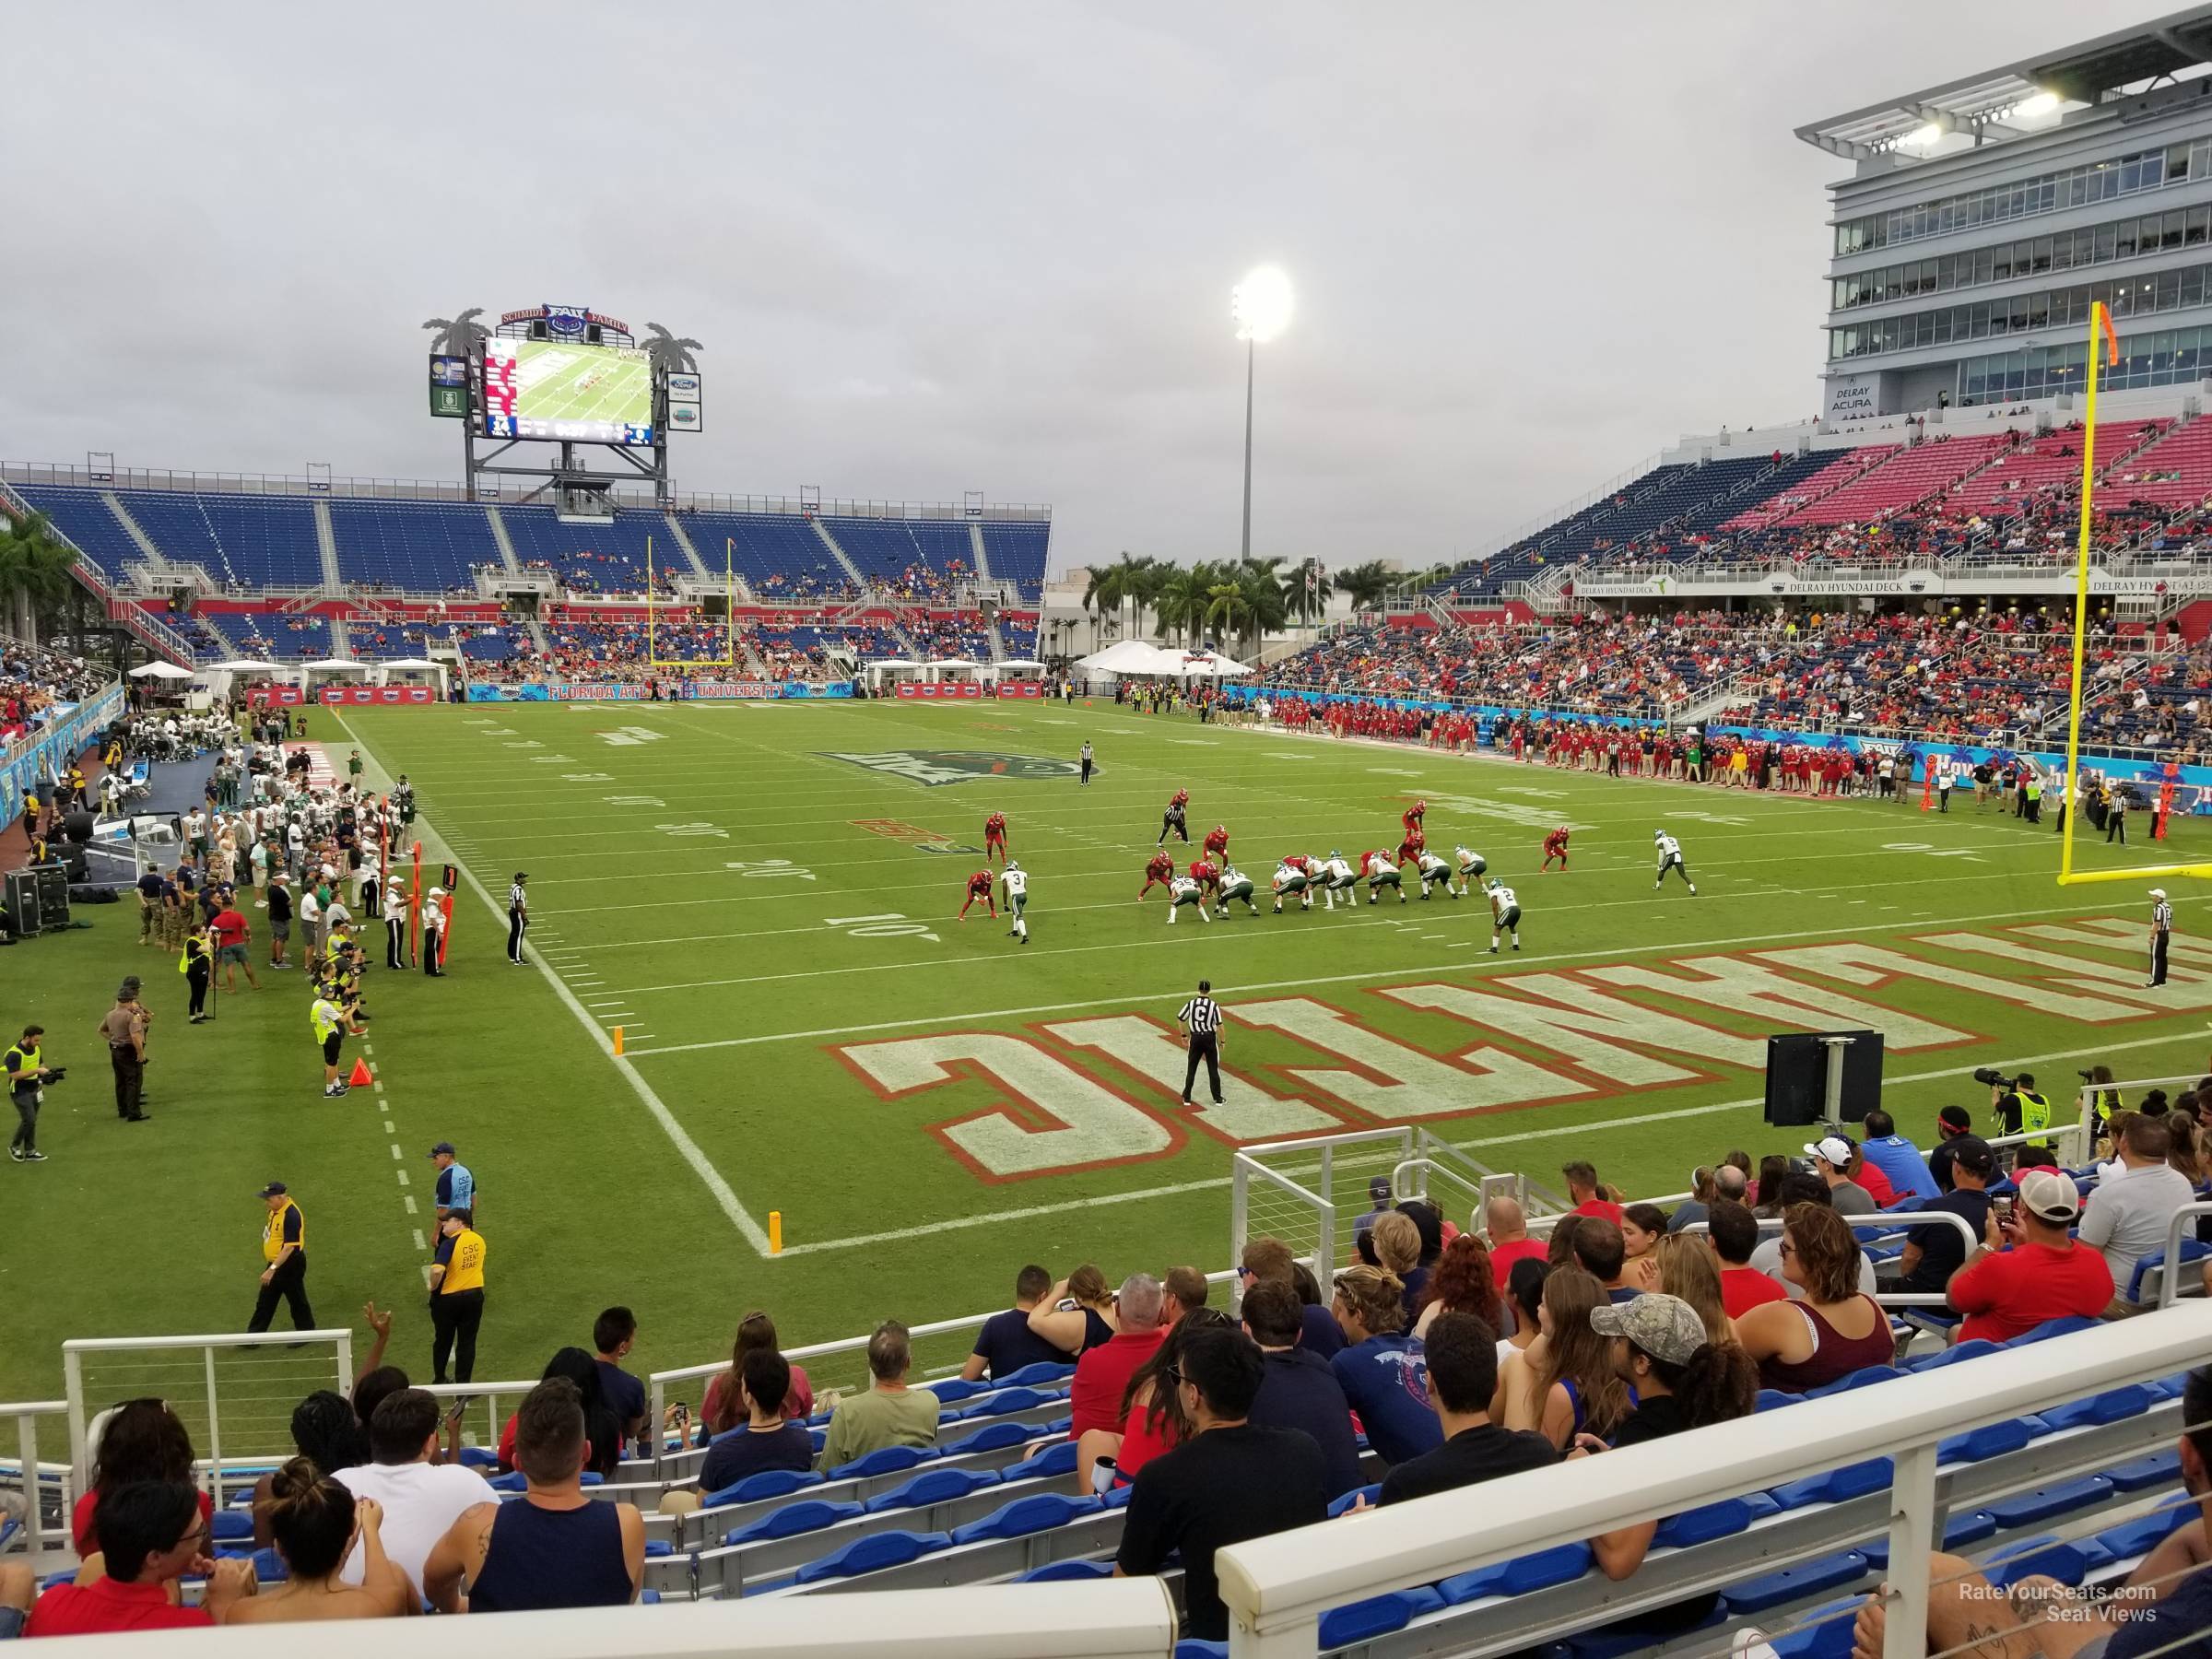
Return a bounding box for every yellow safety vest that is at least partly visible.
[439,1229,487,1295]
[262,1199,305,1263]
[2018,1090,2053,1147]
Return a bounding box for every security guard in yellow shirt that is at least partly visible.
[249,1182,314,1332]
[427,1209,487,1385]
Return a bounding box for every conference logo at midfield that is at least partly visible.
[822,750,1090,786]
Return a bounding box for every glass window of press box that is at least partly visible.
[1833,140,2210,256]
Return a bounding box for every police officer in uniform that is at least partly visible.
[506,872,528,965]
[248,1181,314,1332]
[1177,979,1224,1108]
[2148,888,2174,989]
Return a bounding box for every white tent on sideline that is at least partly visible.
[1073,640,1170,676]
[127,661,196,680]
[212,658,282,674]
[1170,650,1253,677]
[377,657,441,672]
[303,659,368,673]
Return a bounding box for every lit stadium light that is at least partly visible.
[1906,122,1946,148]
[1232,265,1295,345]
[2017,90,2061,119]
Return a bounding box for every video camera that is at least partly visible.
[1972,1067,2019,1092]
[41,1067,66,1084]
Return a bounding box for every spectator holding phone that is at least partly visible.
[1947,1170,2113,1342]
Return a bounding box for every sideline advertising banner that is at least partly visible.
[465,680,855,703]
[317,686,435,706]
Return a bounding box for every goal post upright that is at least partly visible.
[2058,298,2212,888]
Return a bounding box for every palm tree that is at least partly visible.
[1281,559,1334,625]
[1203,581,1249,647]
[1155,565,1211,646]
[421,309,490,359]
[1337,559,1395,614]
[0,511,77,644]
[642,324,703,376]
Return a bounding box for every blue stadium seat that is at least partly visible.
[705,1467,822,1508]
[643,1539,675,1559]
[1904,1340,2001,1372]
[864,1466,1004,1513]
[1768,1458,1894,1511]
[1756,1389,1803,1412]
[791,1528,951,1585]
[1020,1559,1118,1583]
[2095,1504,2196,1560]
[1768,1594,1869,1659]
[251,1547,288,1583]
[1984,1534,2115,1590]
[1860,1509,1995,1569]
[1327,1484,1382,1519]
[724,1499,865,1546]
[2106,1449,2183,1492]
[929,1380,986,1405]
[2006,1316,2101,1346]
[947,1491,1101,1544]
[2150,1373,2194,1400]
[1173,1643,1230,1659]
[827,1443,936,1480]
[1722,1551,1871,1613]
[1100,1484,1132,1510]
[1317,1586,1445,1649]
[2037,1385,2154,1430]
[457,1445,499,1467]
[1984,1476,2116,1528]
[1807,1365,1907,1398]
[996,1361,1076,1387]
[1653,1497,1755,1548]
[1937,1416,2048,1465]
[958,1385,1060,1420]
[1438,1543,1594,1603]
[1003,1441,1079,1481]
[940,1421,1043,1456]
[2125,1241,2210,1303]
[211,1510,254,1542]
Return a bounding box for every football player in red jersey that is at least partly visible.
[1202,823,1230,863]
[1394,825,1427,868]
[1158,789,1190,846]
[1188,858,1222,896]
[958,869,997,920]
[1540,824,1571,872]
[1401,799,1428,836]
[983,810,1009,865]
[1138,850,1176,900]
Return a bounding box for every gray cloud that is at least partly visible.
[3,0,2098,569]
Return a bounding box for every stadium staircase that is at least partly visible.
[1504,566,1572,615]
[660,512,755,600]
[969,523,993,584]
[809,518,870,593]
[101,489,174,585]
[483,506,523,574]
[326,613,353,659]
[311,501,343,594]
[1671,669,1764,724]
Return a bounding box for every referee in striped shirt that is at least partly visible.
[506,872,528,966]
[1179,980,1224,1107]
[2148,888,2173,988]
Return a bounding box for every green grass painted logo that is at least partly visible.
[822,750,1088,786]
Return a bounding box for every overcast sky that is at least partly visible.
[6,1,2101,575]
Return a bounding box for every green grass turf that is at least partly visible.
[6,698,2208,1411]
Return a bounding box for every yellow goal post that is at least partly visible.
[644,534,737,668]
[2057,299,2212,887]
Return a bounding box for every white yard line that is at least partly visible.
[334,711,776,1254]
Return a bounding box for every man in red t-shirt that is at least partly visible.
[209,899,258,994]
[1562,1160,1625,1226]
[1483,1195,1547,1288]
[1707,1200,1788,1318]
[27,1482,258,1636]
[1947,1170,2113,1343]
[1068,1273,1168,1440]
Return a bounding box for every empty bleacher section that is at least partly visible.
[1768,433,2011,526]
[13,486,144,579]
[116,491,322,588]
[823,517,978,593]
[2106,416,2212,511]
[1721,448,1900,532]
[684,512,862,599]
[498,507,677,594]
[327,500,500,592]
[982,522,1048,601]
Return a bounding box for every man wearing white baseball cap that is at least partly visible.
[1946,1168,2113,1343]
[2147,888,2172,989]
[1801,1135,1876,1216]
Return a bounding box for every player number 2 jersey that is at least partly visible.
[1491,885,1520,912]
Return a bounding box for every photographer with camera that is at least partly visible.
[6,1025,53,1163]
[312,985,367,1100]
[1978,1067,2054,1152]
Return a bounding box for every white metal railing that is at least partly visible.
[0,1400,70,1554]
[2156,1199,2212,1309]
[1215,1300,2212,1659]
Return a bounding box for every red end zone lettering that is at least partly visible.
[826,922,2159,1182]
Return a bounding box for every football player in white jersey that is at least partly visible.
[1001,860,1030,943]
[1320,851,1359,912]
[1271,855,1314,914]
[1653,830,1696,894]
[1416,848,1457,899]
[1166,874,1212,924]
[1486,877,1523,953]
[1217,863,1262,915]
[1453,844,1488,896]
[1361,849,1406,906]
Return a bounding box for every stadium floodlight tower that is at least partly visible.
[1231,265,1293,560]
[423,305,703,517]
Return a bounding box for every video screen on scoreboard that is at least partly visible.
[479,336,654,445]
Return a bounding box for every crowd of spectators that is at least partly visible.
[0,641,100,746]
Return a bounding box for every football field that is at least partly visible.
[7,698,2210,1402]
[511,338,653,428]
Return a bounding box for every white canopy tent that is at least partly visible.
[1072,640,1171,676]
[127,661,197,680]
[1168,650,1253,678]
[212,658,283,675]
[304,659,368,673]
